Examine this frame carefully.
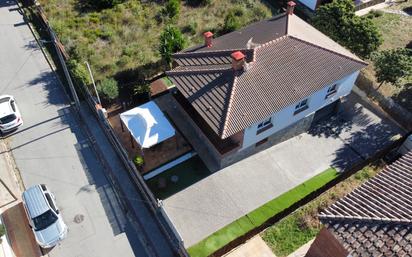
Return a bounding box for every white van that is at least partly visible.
[399,134,412,156]
[22,184,67,248]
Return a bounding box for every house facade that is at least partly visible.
[165,2,367,171]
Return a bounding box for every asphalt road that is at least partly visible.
[0,1,148,257]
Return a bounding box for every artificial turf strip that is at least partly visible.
[187,168,338,257]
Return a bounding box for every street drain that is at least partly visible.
[74,214,85,224]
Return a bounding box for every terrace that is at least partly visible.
[108,101,192,174]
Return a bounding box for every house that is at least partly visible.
[165,1,367,171]
[306,150,412,256]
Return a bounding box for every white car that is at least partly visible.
[22,184,68,248]
[0,95,23,133]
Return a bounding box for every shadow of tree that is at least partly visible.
[27,71,69,106]
[392,83,412,112]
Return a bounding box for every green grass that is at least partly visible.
[162,77,174,88]
[37,0,275,82]
[146,156,210,199]
[261,165,381,256]
[187,168,339,257]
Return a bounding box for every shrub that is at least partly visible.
[164,0,180,19]
[222,11,241,34]
[133,83,150,95]
[97,78,119,101]
[133,155,144,167]
[186,0,211,7]
[94,0,124,9]
[0,223,5,243]
[159,25,187,66]
[67,59,91,86]
[366,9,383,19]
[182,21,198,35]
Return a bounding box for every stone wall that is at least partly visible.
[220,112,316,168]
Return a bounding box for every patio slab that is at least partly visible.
[162,93,405,247]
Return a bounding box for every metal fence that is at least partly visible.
[22,2,188,256]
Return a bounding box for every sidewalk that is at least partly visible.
[78,103,177,257]
[0,141,42,257]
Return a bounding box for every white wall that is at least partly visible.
[241,71,360,149]
[298,0,317,10]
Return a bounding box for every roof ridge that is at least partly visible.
[166,67,232,75]
[288,35,368,66]
[220,75,239,138]
[319,214,412,225]
[254,35,289,51]
[174,48,253,58]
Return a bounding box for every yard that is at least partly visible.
[36,0,276,82]
[146,156,210,199]
[261,164,382,256]
[360,1,412,111]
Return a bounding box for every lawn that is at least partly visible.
[360,2,412,105]
[146,156,210,199]
[261,164,382,257]
[36,0,276,82]
[188,168,339,257]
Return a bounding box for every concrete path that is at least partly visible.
[0,1,146,257]
[223,236,276,257]
[163,93,404,247]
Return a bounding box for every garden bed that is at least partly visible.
[187,168,339,257]
[261,164,382,257]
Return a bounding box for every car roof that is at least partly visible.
[0,95,13,118]
[22,185,50,218]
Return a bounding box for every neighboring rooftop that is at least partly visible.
[319,151,412,256]
[167,7,367,139]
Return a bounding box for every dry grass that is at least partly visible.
[37,0,273,81]
[361,1,412,97]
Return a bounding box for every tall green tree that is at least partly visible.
[372,48,412,89]
[164,0,181,19]
[159,25,186,67]
[313,0,382,58]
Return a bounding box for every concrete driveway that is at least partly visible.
[163,93,405,247]
[0,1,144,257]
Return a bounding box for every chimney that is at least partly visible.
[287,1,296,15]
[203,31,213,48]
[231,51,245,71]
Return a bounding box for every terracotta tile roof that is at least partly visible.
[166,13,367,139]
[319,151,412,256]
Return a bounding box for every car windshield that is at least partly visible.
[0,114,16,124]
[33,210,58,231]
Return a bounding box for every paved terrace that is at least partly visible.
[162,92,405,247]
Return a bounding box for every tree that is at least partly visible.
[97,78,119,102]
[313,0,382,58]
[159,25,186,67]
[372,48,412,89]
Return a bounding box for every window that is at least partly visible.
[256,117,273,134]
[325,84,338,98]
[45,193,58,213]
[10,100,16,112]
[294,99,309,115]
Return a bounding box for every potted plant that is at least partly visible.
[133,155,144,168]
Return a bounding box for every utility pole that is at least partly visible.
[85,61,101,106]
[48,27,80,111]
